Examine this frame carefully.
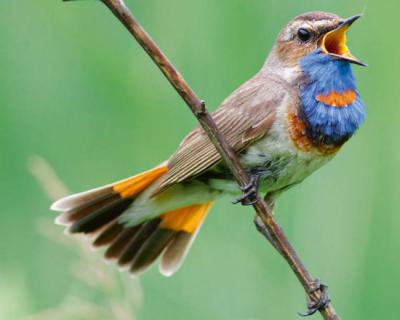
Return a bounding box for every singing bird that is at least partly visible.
[52,12,366,277]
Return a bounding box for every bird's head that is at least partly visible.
[269,11,365,70]
[268,12,366,147]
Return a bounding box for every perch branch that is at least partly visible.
[65,0,340,318]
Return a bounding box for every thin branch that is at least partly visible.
[28,155,70,200]
[66,0,340,318]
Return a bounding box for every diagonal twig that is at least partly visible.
[63,0,340,318]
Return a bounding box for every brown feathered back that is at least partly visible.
[156,73,286,193]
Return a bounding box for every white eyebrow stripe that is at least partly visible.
[283,19,337,42]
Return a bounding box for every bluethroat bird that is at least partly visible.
[52,12,366,277]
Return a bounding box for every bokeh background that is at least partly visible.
[0,0,398,319]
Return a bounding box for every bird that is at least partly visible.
[51,11,366,279]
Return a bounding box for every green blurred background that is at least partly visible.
[0,0,397,319]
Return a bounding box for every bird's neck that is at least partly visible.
[298,50,366,146]
[263,51,303,85]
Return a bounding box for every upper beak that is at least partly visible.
[321,14,367,66]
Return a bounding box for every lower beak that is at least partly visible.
[321,14,367,66]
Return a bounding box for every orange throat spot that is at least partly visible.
[316,90,356,107]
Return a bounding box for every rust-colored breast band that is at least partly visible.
[288,112,341,155]
[288,112,312,152]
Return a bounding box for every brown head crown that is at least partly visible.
[269,12,342,68]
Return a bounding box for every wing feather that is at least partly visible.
[157,74,287,192]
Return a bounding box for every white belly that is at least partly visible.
[209,111,336,196]
[240,133,334,195]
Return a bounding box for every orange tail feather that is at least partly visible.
[51,164,213,276]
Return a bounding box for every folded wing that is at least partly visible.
[156,74,285,193]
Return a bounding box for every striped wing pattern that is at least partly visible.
[158,74,285,192]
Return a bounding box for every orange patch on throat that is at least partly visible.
[316,90,356,107]
[160,203,212,233]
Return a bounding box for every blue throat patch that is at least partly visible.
[299,49,365,146]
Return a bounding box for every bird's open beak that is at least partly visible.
[321,15,367,66]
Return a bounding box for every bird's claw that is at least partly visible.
[298,279,331,317]
[232,175,260,206]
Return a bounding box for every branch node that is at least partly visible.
[194,100,207,116]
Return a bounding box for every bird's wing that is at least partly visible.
[156,74,288,193]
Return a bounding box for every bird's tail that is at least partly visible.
[51,164,213,276]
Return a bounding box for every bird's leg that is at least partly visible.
[298,279,331,317]
[232,174,261,206]
[254,215,283,254]
[253,196,282,253]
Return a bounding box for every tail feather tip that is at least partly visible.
[159,265,176,277]
[54,214,68,226]
[50,198,67,211]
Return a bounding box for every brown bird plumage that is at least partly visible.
[52,11,365,277]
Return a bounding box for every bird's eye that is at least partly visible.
[297,28,311,42]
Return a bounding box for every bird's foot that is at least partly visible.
[299,279,331,317]
[232,175,260,206]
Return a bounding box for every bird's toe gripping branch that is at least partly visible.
[299,279,331,317]
[232,174,261,206]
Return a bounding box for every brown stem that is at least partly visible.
[70,0,340,318]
